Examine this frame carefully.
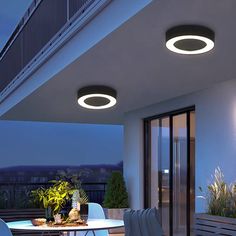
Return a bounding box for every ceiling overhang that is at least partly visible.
[1,0,236,124]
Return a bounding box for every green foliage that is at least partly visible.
[32,179,89,214]
[206,167,236,218]
[31,180,74,214]
[57,169,91,189]
[103,171,129,208]
[57,169,89,206]
[79,188,89,205]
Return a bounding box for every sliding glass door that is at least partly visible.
[144,108,195,236]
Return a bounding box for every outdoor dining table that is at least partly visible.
[7,219,124,236]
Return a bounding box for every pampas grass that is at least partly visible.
[207,167,236,218]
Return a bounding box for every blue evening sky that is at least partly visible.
[0,1,123,168]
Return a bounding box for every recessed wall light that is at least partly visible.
[166,25,215,55]
[77,86,117,109]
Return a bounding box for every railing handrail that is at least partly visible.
[0,182,107,186]
[0,181,107,207]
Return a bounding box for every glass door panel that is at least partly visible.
[190,111,195,236]
[145,108,195,236]
[160,117,170,236]
[150,118,170,236]
[150,119,159,208]
[173,114,187,236]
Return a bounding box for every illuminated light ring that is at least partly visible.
[77,86,117,110]
[166,35,214,54]
[166,25,215,55]
[77,93,116,109]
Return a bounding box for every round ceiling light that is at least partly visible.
[77,85,117,109]
[166,25,215,55]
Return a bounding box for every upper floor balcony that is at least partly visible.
[0,0,106,99]
[0,0,153,124]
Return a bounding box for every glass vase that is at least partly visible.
[80,204,89,223]
[45,206,53,222]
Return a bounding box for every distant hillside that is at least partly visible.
[0,162,123,183]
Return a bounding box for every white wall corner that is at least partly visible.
[124,113,144,209]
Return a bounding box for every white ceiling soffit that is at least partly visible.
[1,0,236,124]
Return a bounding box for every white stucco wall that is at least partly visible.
[124,78,236,212]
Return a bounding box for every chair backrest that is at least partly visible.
[88,202,106,219]
[124,208,163,236]
[0,219,13,236]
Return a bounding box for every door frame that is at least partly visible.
[143,106,195,236]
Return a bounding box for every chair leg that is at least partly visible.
[84,230,96,236]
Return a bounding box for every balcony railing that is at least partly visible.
[0,182,107,209]
[0,0,102,99]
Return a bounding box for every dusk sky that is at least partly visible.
[0,0,123,168]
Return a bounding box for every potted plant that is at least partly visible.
[103,171,129,233]
[31,180,74,221]
[57,169,89,221]
[195,167,236,235]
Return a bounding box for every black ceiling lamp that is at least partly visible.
[166,25,215,55]
[77,85,117,109]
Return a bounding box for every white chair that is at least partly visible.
[71,203,108,236]
[0,219,13,236]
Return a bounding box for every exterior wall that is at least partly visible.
[124,78,236,212]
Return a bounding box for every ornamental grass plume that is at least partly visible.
[207,167,236,218]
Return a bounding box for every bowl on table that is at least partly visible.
[31,218,46,226]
